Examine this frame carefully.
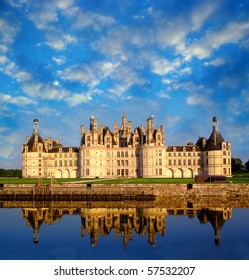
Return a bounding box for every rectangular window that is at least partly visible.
[86,169,89,176]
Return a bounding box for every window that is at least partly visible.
[86,169,89,176]
[159,150,162,156]
[223,158,227,164]
[117,151,120,157]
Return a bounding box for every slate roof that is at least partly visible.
[204,127,225,151]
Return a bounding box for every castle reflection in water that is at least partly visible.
[20,206,232,248]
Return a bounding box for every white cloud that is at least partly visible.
[22,82,69,100]
[158,91,171,99]
[184,20,249,60]
[45,32,77,51]
[72,10,115,31]
[191,2,218,31]
[0,93,37,106]
[204,58,226,67]
[186,94,212,106]
[0,18,19,44]
[26,0,72,30]
[0,45,8,54]
[52,55,66,65]
[0,56,7,64]
[151,58,176,75]
[58,64,100,87]
[155,17,189,52]
[36,107,61,116]
[65,93,92,107]
[0,58,32,82]
[53,80,60,86]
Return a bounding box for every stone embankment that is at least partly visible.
[1,182,249,198]
[1,183,249,208]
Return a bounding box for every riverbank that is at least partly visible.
[1,182,249,199]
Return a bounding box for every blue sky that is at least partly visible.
[1,0,249,169]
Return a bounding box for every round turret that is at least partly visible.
[213,116,219,123]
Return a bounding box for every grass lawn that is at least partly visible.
[1,173,249,184]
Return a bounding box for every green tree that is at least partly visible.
[244,160,249,172]
[232,158,243,172]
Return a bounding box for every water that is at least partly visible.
[0,204,249,260]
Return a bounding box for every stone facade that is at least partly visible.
[22,114,231,178]
[22,119,78,178]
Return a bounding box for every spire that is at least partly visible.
[33,119,39,134]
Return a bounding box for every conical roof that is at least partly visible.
[204,126,225,151]
[27,133,44,152]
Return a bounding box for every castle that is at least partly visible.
[22,114,231,178]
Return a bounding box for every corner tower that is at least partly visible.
[202,116,231,176]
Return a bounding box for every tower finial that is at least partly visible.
[33,119,39,134]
